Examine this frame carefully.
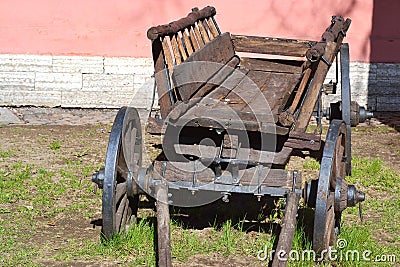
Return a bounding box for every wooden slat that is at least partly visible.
[202,19,214,40]
[197,21,210,43]
[189,27,200,51]
[161,38,174,69]
[193,24,205,47]
[207,17,219,38]
[182,30,194,55]
[231,34,314,57]
[240,57,303,74]
[152,39,172,118]
[170,35,182,64]
[175,33,188,61]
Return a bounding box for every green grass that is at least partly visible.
[302,158,320,171]
[0,148,14,161]
[0,129,398,267]
[49,140,62,150]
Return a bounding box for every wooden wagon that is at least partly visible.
[92,6,372,266]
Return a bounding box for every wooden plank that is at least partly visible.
[202,19,214,40]
[188,27,200,51]
[193,25,205,47]
[197,21,210,43]
[240,57,303,74]
[174,144,292,165]
[172,33,236,101]
[222,70,299,118]
[231,34,314,57]
[185,32,234,63]
[153,161,301,188]
[294,42,337,131]
[152,39,172,118]
[170,35,182,64]
[191,56,240,98]
[271,192,301,267]
[175,33,187,61]
[182,30,194,56]
[207,17,219,38]
[206,67,250,100]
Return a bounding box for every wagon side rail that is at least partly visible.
[293,16,351,132]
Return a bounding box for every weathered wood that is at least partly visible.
[152,39,172,118]
[155,183,172,267]
[287,68,312,114]
[174,144,292,165]
[145,117,164,134]
[182,30,194,55]
[147,6,216,40]
[306,17,351,61]
[202,19,214,40]
[172,32,236,101]
[278,68,312,127]
[161,38,174,69]
[197,20,210,43]
[189,27,200,51]
[240,57,303,74]
[207,17,219,38]
[176,33,188,61]
[153,161,301,189]
[295,42,337,131]
[186,32,234,63]
[231,34,314,57]
[191,56,240,99]
[193,24,205,47]
[271,192,301,267]
[170,35,182,64]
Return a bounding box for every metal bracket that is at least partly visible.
[321,56,332,67]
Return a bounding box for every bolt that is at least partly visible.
[167,193,172,198]
[222,194,229,203]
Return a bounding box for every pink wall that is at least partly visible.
[0,0,392,62]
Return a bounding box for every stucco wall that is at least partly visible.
[0,0,376,62]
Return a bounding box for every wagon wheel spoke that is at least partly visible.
[117,165,128,181]
[115,182,127,202]
[120,199,132,232]
[116,195,128,231]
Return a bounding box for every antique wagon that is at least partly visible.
[92,6,371,266]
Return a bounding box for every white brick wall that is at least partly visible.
[0,54,155,109]
[0,53,399,111]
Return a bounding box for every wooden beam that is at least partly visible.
[240,57,303,74]
[231,34,314,57]
[294,42,337,132]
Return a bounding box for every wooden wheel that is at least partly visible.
[313,120,346,252]
[101,107,142,239]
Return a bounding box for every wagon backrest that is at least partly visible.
[147,6,234,118]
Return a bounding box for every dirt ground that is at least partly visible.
[0,120,399,266]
